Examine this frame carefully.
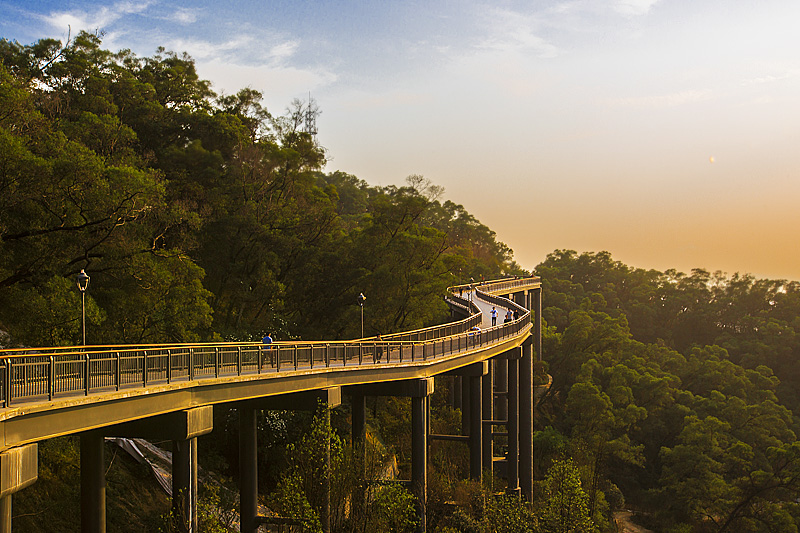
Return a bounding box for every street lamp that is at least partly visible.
[76,269,90,345]
[357,293,366,338]
[469,277,475,302]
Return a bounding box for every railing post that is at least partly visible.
[325,344,330,367]
[167,349,172,383]
[293,345,298,370]
[215,347,220,377]
[49,355,55,401]
[257,345,262,374]
[189,348,195,381]
[3,359,10,407]
[143,350,148,387]
[237,346,242,375]
[276,345,281,372]
[115,352,121,391]
[85,352,90,396]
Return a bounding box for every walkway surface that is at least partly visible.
[466,289,514,329]
[614,511,654,533]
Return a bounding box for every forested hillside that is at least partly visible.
[534,250,800,532]
[0,32,522,349]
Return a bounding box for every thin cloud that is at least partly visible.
[613,0,661,17]
[607,89,713,108]
[41,1,153,32]
[476,7,559,58]
[167,8,201,25]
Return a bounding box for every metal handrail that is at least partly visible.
[0,278,539,407]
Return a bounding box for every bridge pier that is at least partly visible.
[507,350,520,496]
[237,387,341,533]
[520,338,534,501]
[0,444,37,533]
[481,363,493,477]
[80,431,106,533]
[412,395,427,533]
[239,406,258,533]
[347,378,433,532]
[172,438,198,532]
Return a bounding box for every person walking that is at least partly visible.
[262,333,274,366]
[491,306,498,326]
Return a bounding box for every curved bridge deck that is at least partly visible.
[0,277,542,533]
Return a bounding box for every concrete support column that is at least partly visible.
[507,356,520,496]
[411,395,427,533]
[351,393,366,520]
[482,363,493,476]
[172,438,198,532]
[239,407,258,533]
[520,340,534,500]
[469,374,482,481]
[0,443,38,533]
[0,497,9,533]
[81,431,106,533]
[495,358,508,421]
[461,378,471,436]
[352,393,366,463]
[453,376,462,410]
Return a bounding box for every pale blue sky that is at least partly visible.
[2,1,800,279]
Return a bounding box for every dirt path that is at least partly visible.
[614,511,654,533]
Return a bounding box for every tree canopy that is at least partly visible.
[0,32,523,347]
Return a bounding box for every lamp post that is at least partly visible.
[76,269,90,345]
[357,293,366,338]
[469,277,475,302]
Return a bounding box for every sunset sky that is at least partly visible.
[2,1,799,280]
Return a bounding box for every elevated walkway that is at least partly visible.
[0,276,542,533]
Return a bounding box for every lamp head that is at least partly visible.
[76,269,90,293]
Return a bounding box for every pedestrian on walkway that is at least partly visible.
[491,306,498,326]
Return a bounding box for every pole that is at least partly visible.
[82,291,86,346]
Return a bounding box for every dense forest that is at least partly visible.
[534,250,800,532]
[0,31,522,350]
[3,32,800,533]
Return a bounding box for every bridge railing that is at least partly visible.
[0,277,540,408]
[0,311,530,408]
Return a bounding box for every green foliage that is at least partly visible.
[535,459,596,533]
[535,250,800,532]
[0,34,517,346]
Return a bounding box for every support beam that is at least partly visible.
[461,379,470,436]
[411,395,427,533]
[108,406,213,441]
[469,374,482,481]
[351,393,366,522]
[172,438,198,532]
[0,443,38,533]
[495,358,508,421]
[239,407,258,533]
[507,356,520,496]
[482,364,493,477]
[520,339,534,500]
[240,387,341,411]
[81,431,105,533]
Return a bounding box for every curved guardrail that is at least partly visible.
[0,278,539,408]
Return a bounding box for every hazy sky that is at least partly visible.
[2,1,799,280]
